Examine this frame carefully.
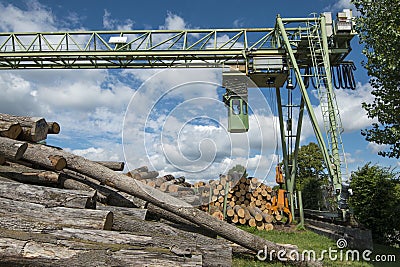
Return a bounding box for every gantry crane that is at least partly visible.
[0,9,356,220]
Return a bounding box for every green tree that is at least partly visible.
[349,163,400,245]
[352,0,400,158]
[287,142,329,210]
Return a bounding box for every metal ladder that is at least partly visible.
[306,17,349,183]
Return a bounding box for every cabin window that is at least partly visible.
[232,99,241,115]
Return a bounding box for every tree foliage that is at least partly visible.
[288,142,329,210]
[352,0,400,158]
[349,163,400,245]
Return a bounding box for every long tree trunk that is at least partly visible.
[0,181,96,209]
[0,162,60,185]
[0,197,112,231]
[0,228,203,267]
[95,161,125,171]
[22,144,67,171]
[23,143,307,264]
[106,216,231,267]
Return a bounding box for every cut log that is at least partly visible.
[0,137,27,160]
[46,121,60,134]
[265,223,274,231]
[95,161,125,171]
[248,206,263,222]
[0,181,96,209]
[22,144,67,171]
[23,144,309,264]
[234,205,245,218]
[0,113,48,142]
[0,162,60,185]
[58,171,212,236]
[0,197,112,231]
[134,171,159,180]
[97,206,147,221]
[0,121,22,139]
[0,228,204,267]
[126,166,149,177]
[106,217,231,267]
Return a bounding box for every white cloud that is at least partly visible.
[233,18,244,28]
[301,82,375,144]
[103,9,134,30]
[367,142,388,154]
[65,146,123,162]
[0,1,56,32]
[162,12,186,30]
[325,0,360,16]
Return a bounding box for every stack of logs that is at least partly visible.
[195,175,281,231]
[130,169,284,231]
[0,113,308,267]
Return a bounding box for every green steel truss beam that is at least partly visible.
[0,20,352,69]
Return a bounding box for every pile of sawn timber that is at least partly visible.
[0,113,319,267]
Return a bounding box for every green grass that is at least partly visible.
[232,226,398,267]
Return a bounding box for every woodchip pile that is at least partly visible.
[0,113,316,267]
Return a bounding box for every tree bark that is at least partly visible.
[23,144,308,264]
[0,121,22,139]
[96,205,147,221]
[22,144,67,171]
[0,162,60,185]
[106,217,231,267]
[0,181,96,209]
[58,170,217,238]
[95,161,125,171]
[0,113,48,142]
[0,137,27,160]
[0,198,112,231]
[0,228,203,267]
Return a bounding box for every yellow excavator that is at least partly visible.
[271,164,292,224]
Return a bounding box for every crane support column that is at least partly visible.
[276,16,337,191]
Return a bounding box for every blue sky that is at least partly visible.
[0,0,398,184]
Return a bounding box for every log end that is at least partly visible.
[0,124,22,140]
[103,211,114,230]
[47,122,61,135]
[15,142,28,161]
[48,155,67,171]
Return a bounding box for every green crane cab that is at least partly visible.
[227,96,249,133]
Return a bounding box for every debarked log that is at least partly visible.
[0,197,112,231]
